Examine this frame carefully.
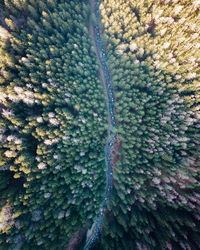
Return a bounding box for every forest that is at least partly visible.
[0,0,200,249]
[0,0,108,249]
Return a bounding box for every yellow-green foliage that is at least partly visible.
[96,0,200,249]
[0,0,107,249]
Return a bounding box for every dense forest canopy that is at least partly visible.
[0,0,200,249]
[0,0,107,249]
[96,0,200,249]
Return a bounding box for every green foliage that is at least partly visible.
[95,0,200,249]
[0,0,107,248]
[0,0,200,249]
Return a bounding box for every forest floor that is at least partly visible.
[88,0,121,174]
[88,0,112,131]
[67,1,121,249]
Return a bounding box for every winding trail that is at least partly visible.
[84,0,116,249]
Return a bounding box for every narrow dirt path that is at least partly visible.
[84,1,117,249]
[88,0,112,131]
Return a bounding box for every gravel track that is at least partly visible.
[84,1,117,249]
